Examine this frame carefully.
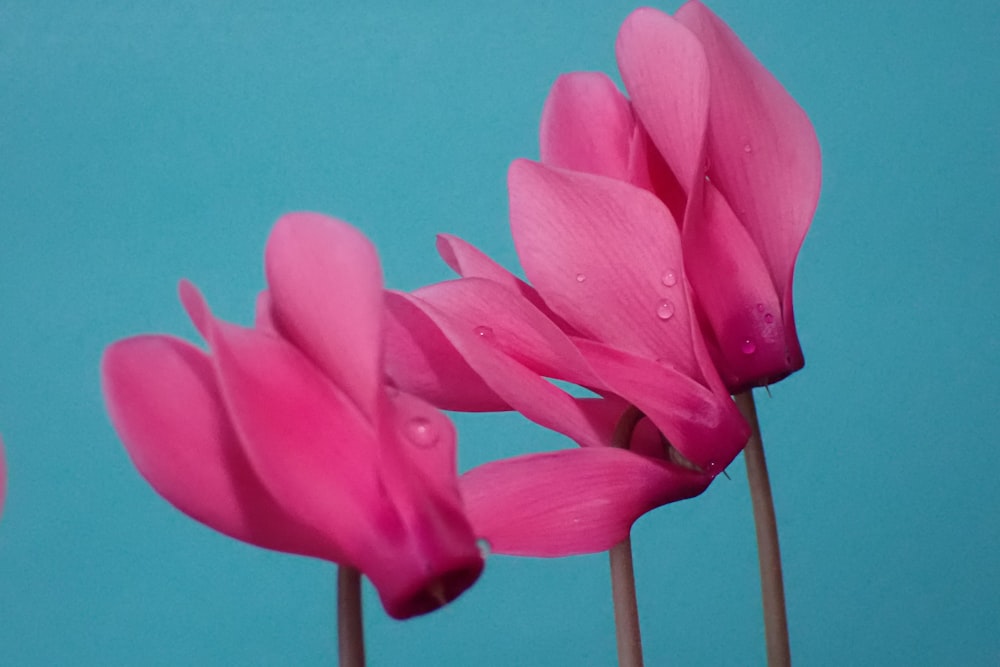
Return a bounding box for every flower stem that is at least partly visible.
[609,405,645,667]
[735,390,791,667]
[337,565,365,667]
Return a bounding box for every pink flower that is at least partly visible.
[385,159,749,556]
[101,213,483,619]
[540,1,822,392]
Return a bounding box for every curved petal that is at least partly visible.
[192,287,383,564]
[461,447,711,557]
[684,183,798,391]
[576,338,748,472]
[616,7,709,195]
[540,71,635,181]
[399,288,613,448]
[365,390,485,620]
[508,159,699,377]
[436,233,575,332]
[676,0,822,295]
[384,290,510,411]
[265,212,384,420]
[101,336,337,560]
[412,277,600,387]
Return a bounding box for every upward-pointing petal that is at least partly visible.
[265,212,384,420]
[616,7,710,195]
[508,159,699,378]
[676,0,821,295]
[540,72,635,181]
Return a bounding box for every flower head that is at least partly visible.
[540,1,822,391]
[384,160,750,556]
[102,213,483,619]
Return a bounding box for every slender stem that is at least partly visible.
[735,390,791,667]
[609,405,645,667]
[609,538,644,667]
[337,565,365,667]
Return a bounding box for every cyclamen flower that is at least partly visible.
[384,160,749,555]
[101,213,483,619]
[540,1,822,392]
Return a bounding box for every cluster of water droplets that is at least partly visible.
[656,269,679,321]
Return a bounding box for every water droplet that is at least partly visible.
[705,461,718,474]
[743,144,752,153]
[575,273,587,283]
[477,538,492,558]
[756,303,765,313]
[474,325,494,340]
[404,417,439,448]
[741,339,757,355]
[656,299,675,320]
[764,313,775,324]
[661,270,678,287]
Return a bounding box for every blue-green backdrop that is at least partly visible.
[2,1,997,664]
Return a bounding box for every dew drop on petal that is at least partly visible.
[404,417,439,448]
[756,303,765,313]
[575,273,586,283]
[764,313,775,324]
[474,325,494,340]
[743,144,752,153]
[656,299,675,320]
[741,339,757,355]
[661,270,678,287]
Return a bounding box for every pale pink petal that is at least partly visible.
[399,288,614,448]
[540,72,635,181]
[508,159,699,377]
[461,447,711,556]
[436,233,575,332]
[575,337,748,473]
[676,0,822,295]
[264,212,384,420]
[101,336,338,560]
[616,7,710,195]
[684,183,798,391]
[384,290,510,411]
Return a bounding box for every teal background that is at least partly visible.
[2,1,998,664]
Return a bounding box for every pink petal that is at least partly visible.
[398,286,614,448]
[684,183,798,391]
[384,290,510,411]
[367,390,485,620]
[539,71,635,181]
[616,7,710,196]
[461,447,710,557]
[201,302,383,559]
[101,336,338,560]
[676,0,822,297]
[264,212,384,420]
[508,159,699,378]
[436,233,575,332]
[575,337,749,473]
[379,389,463,504]
[411,277,599,387]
